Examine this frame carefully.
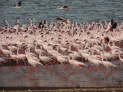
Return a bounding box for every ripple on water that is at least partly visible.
[0,0,123,26]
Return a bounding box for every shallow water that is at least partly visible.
[0,63,123,87]
[0,0,123,26]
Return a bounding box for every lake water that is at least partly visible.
[0,0,123,87]
[0,0,123,26]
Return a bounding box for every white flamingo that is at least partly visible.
[119,53,123,62]
[10,46,26,61]
[25,47,42,67]
[0,44,10,57]
[69,59,87,67]
[39,56,53,64]
[56,55,68,63]
[79,50,102,65]
[0,20,123,68]
[100,61,116,68]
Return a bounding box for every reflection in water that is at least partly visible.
[0,64,123,87]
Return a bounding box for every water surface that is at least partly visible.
[0,0,123,25]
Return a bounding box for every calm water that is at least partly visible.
[0,0,123,26]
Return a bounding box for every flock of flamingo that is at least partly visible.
[0,18,123,68]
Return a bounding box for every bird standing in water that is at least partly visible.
[15,0,22,8]
[57,6,71,10]
[111,19,117,29]
[106,19,117,31]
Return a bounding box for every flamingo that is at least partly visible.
[0,44,11,57]
[100,61,116,68]
[101,51,117,61]
[10,46,26,61]
[105,19,117,32]
[69,51,82,60]
[8,45,18,50]
[118,54,123,62]
[79,50,102,65]
[25,47,42,67]
[0,19,123,68]
[68,59,87,67]
[55,55,68,64]
[39,56,53,64]
[111,19,117,29]
[28,18,33,26]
